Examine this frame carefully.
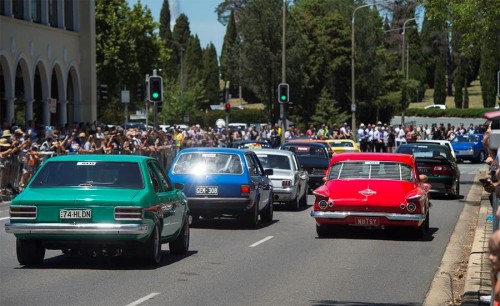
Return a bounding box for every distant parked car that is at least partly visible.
[396,142,460,198]
[424,104,446,110]
[231,140,272,149]
[252,149,309,210]
[451,133,487,163]
[325,139,360,153]
[5,155,190,266]
[279,142,330,192]
[311,153,431,238]
[168,148,274,228]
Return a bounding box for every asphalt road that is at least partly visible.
[0,162,484,306]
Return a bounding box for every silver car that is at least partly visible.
[252,149,309,210]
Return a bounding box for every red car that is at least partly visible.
[311,153,431,238]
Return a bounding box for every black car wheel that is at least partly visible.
[260,196,274,223]
[143,222,162,265]
[316,224,330,238]
[170,216,190,255]
[475,151,485,164]
[17,239,45,266]
[287,194,300,211]
[243,200,259,228]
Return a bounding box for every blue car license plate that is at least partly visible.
[196,186,218,195]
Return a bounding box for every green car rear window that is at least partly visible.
[30,161,144,188]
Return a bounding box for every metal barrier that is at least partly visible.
[0,147,179,201]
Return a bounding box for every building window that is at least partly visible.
[13,0,24,20]
[31,0,41,23]
[49,0,58,28]
[64,0,73,31]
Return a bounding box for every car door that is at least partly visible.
[147,161,184,237]
[245,152,272,211]
[292,154,309,199]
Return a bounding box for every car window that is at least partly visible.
[245,153,262,176]
[328,161,414,182]
[149,161,172,191]
[283,145,328,158]
[255,154,290,170]
[30,161,144,188]
[147,163,162,193]
[172,152,243,174]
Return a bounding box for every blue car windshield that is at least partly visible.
[453,134,479,143]
[173,153,243,174]
[30,161,144,188]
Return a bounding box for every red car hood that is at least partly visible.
[318,179,419,207]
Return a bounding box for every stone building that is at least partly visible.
[0,0,96,128]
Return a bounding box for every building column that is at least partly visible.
[5,97,16,125]
[24,99,35,122]
[42,99,51,126]
[72,99,81,123]
[58,100,68,127]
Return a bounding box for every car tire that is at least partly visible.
[243,201,259,228]
[299,190,308,207]
[416,212,429,239]
[170,216,190,255]
[316,224,330,238]
[260,197,274,223]
[287,194,300,211]
[475,151,485,164]
[17,239,45,266]
[143,222,162,265]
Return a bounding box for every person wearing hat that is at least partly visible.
[358,123,368,152]
[1,129,12,139]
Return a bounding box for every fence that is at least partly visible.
[0,148,178,201]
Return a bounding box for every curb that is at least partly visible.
[424,171,486,306]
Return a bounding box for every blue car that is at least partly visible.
[168,148,274,227]
[451,134,487,163]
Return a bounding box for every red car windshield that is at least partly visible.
[328,161,414,182]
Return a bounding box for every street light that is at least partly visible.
[351,1,388,141]
[401,18,416,77]
[401,18,416,125]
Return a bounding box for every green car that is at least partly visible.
[4,154,189,266]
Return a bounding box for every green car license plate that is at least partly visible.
[60,209,91,219]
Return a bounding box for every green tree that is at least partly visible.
[202,43,220,107]
[220,10,240,96]
[310,87,349,129]
[184,35,203,88]
[479,35,500,108]
[433,51,447,105]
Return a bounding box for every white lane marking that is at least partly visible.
[0,217,10,221]
[125,292,160,306]
[249,235,274,247]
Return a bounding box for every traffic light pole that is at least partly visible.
[281,0,287,145]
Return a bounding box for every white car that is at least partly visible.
[417,139,456,159]
[252,149,309,210]
[424,104,446,110]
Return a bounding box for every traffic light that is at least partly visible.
[148,76,163,102]
[224,102,231,113]
[137,82,145,101]
[278,83,289,103]
[98,84,108,101]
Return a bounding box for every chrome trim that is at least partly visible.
[5,223,149,235]
[310,210,425,221]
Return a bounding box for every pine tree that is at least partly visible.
[310,87,349,129]
[159,0,172,42]
[220,10,239,90]
[202,43,220,107]
[433,51,447,105]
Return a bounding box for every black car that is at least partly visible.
[279,142,330,193]
[395,143,461,198]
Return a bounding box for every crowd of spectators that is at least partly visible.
[0,118,488,197]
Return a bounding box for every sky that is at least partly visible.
[130,0,226,56]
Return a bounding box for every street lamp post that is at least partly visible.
[401,17,416,125]
[351,1,387,141]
